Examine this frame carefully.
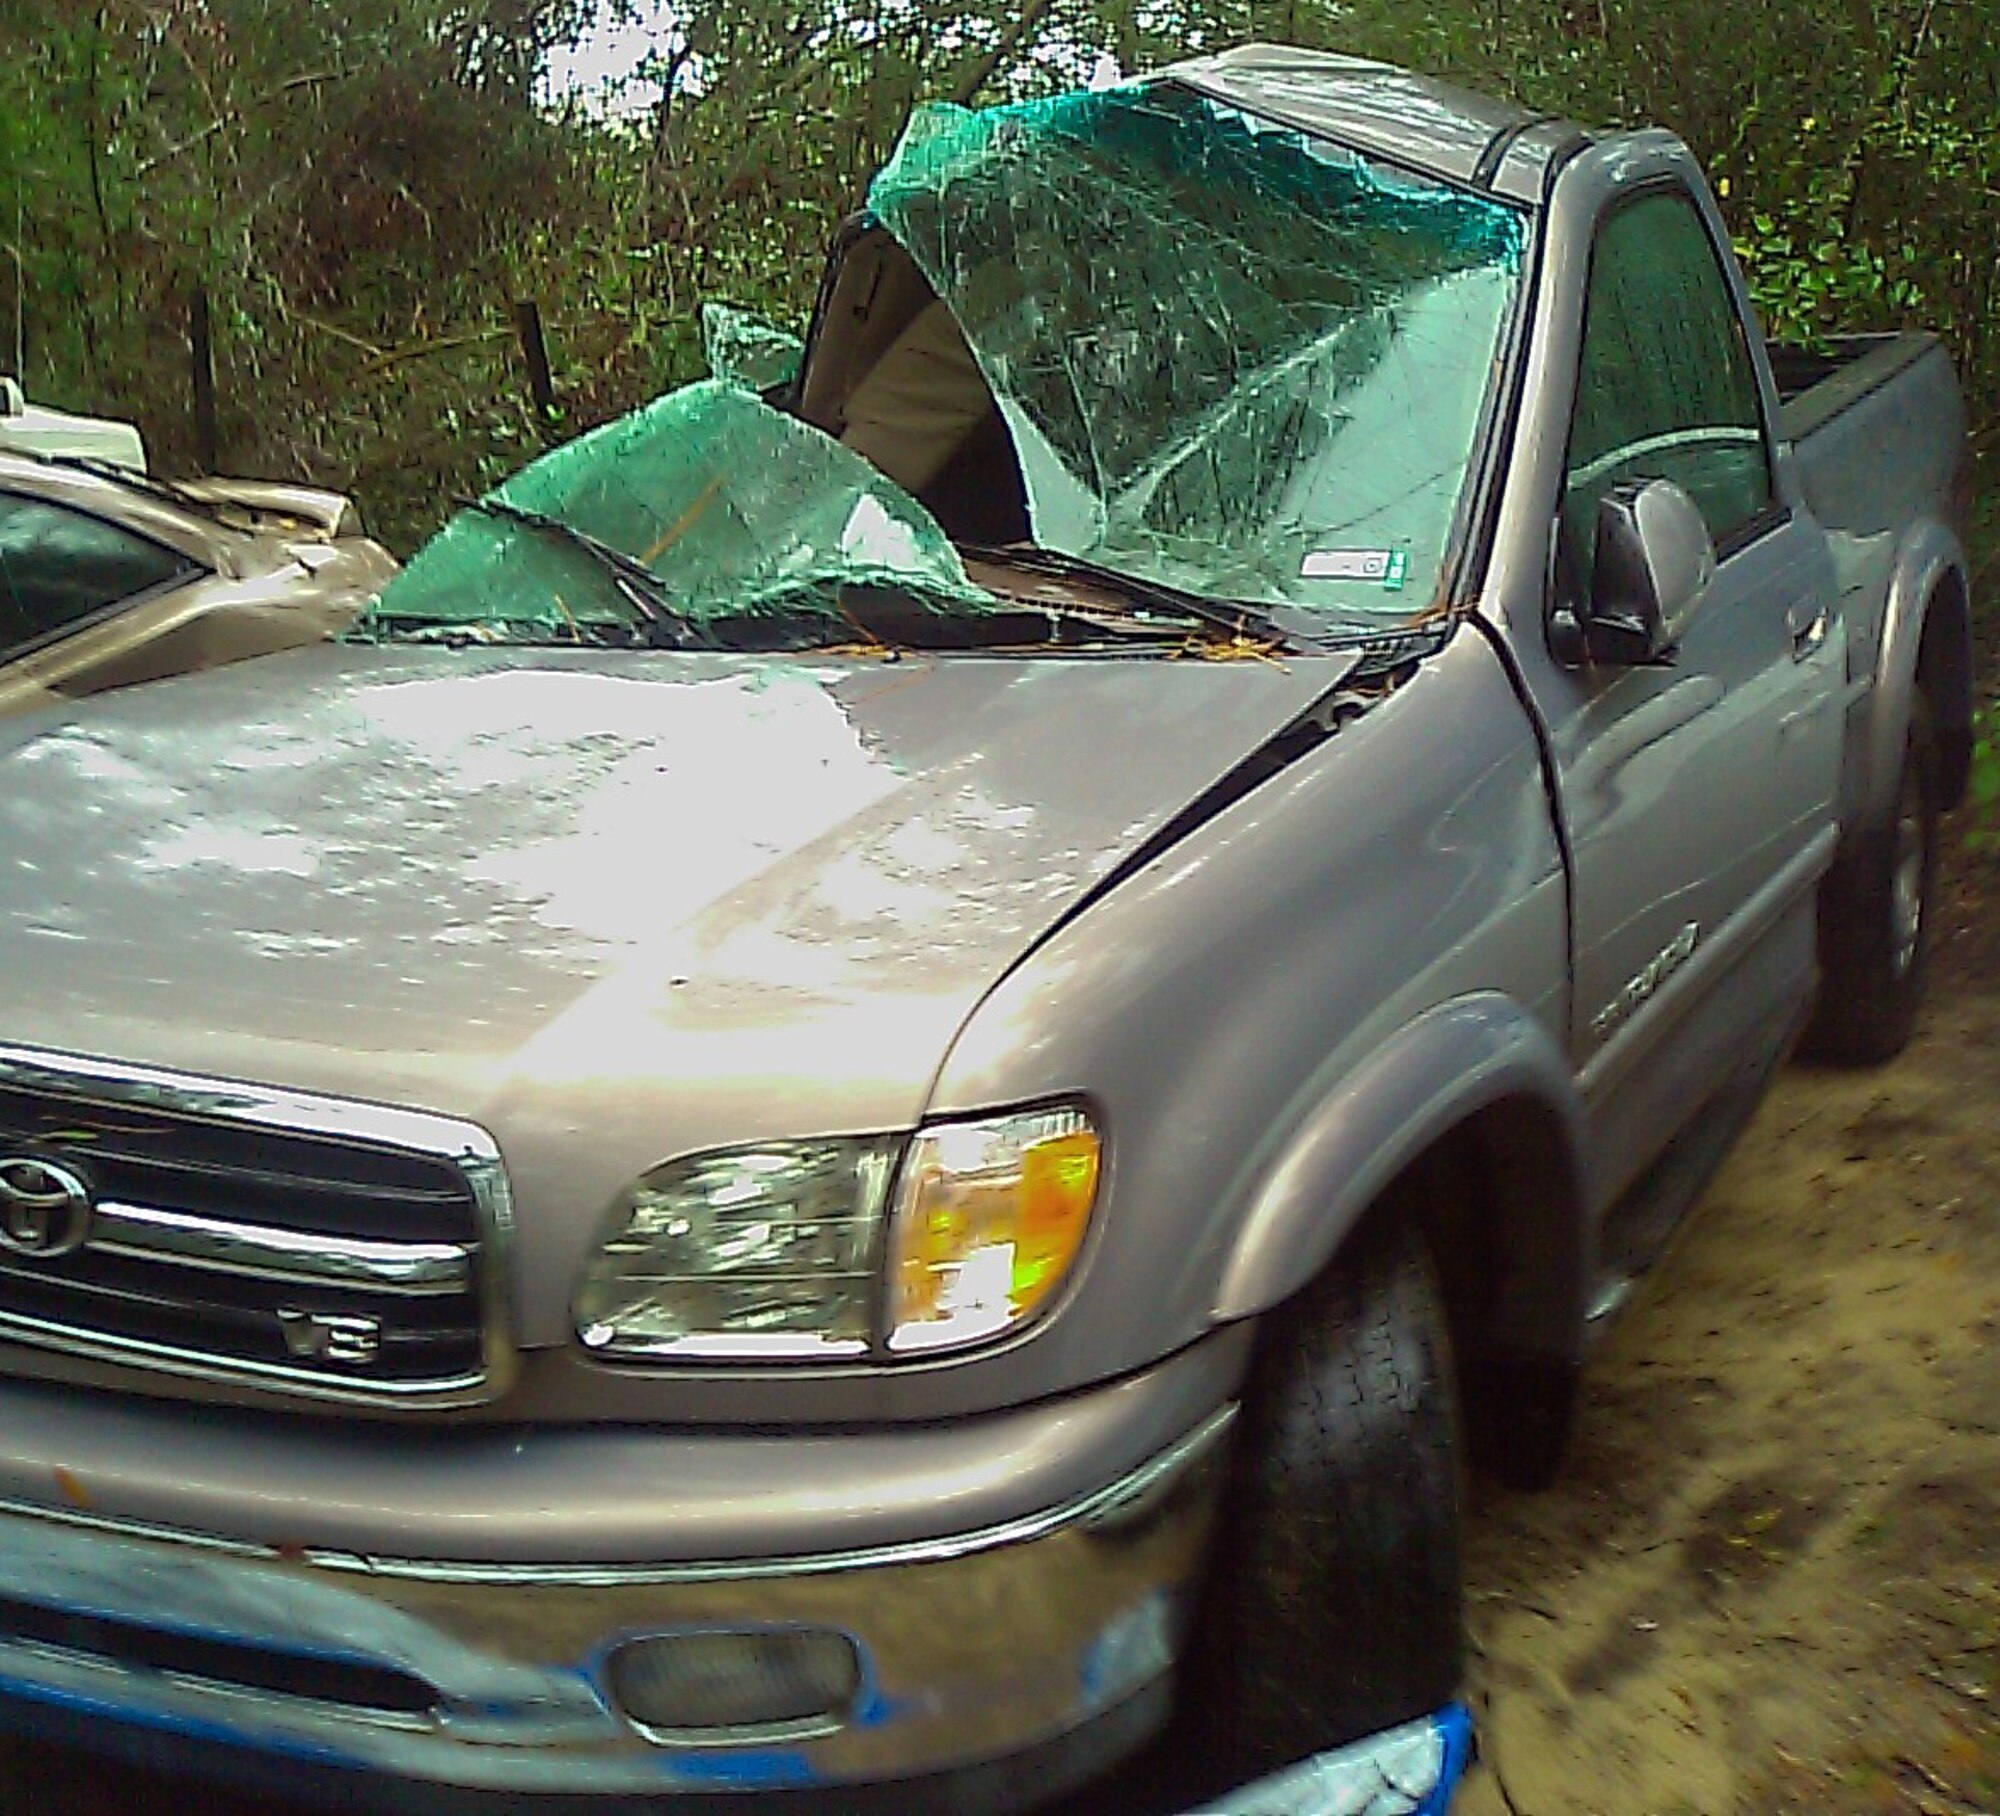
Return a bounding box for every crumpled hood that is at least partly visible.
[0,642,1348,1342]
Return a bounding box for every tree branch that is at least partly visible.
[951,0,1059,108]
[288,312,385,361]
[137,69,351,176]
[358,326,513,376]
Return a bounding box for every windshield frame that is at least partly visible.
[1420,170,1544,627]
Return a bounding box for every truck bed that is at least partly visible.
[1773,328,1972,827]
[1776,330,1960,572]
[1772,331,1951,439]
[1776,330,1965,556]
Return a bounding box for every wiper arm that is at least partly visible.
[455,495,718,649]
[958,543,1333,653]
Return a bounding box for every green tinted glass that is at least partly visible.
[1564,191,1773,591]
[701,304,804,393]
[369,379,994,639]
[868,82,1527,623]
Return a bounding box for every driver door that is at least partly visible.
[1538,185,1843,1200]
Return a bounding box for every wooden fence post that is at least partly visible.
[190,285,218,473]
[512,299,557,433]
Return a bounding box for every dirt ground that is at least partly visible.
[1449,551,2000,1816]
[1455,833,2000,1816]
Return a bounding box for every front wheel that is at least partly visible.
[1801,697,1939,1065]
[1186,1216,1463,1779]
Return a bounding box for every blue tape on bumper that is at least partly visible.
[1190,1704,1475,1815]
[1421,1705,1475,1814]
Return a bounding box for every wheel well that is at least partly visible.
[1917,570,1974,810]
[1366,1096,1588,1488]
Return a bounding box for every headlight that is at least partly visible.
[884,1104,1100,1354]
[573,1105,1100,1362]
[575,1139,898,1359]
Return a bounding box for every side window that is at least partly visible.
[0,492,193,654]
[1561,190,1774,597]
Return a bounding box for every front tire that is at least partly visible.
[1188,1216,1463,1778]
[1802,697,1939,1065]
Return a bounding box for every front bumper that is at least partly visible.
[0,1400,1232,1809]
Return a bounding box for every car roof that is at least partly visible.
[1153,43,1591,202]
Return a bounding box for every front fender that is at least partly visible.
[1211,992,1591,1369]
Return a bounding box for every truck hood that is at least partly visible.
[0,642,1348,1340]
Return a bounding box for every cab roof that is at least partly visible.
[1153,43,1589,203]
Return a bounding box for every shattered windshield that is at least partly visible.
[868,81,1527,621]
[366,379,999,642]
[371,78,1525,649]
[701,303,804,392]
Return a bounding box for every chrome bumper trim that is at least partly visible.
[0,1408,1236,1799]
[323,1403,1238,1586]
[0,1404,1236,1587]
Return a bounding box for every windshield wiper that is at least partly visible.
[454,495,720,650]
[957,544,1334,653]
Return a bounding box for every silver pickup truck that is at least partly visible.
[0,45,1972,1816]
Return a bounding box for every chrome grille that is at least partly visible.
[0,1046,511,1404]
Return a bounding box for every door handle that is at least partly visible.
[1786,597,1830,661]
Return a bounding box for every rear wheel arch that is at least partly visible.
[1872,530,1970,825]
[1804,557,1964,1065]
[1804,692,1940,1064]
[1916,567,1973,810]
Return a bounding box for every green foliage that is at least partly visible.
[1969,707,2000,855]
[1727,131,1905,350]
[2,0,1997,559]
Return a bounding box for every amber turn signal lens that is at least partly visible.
[886,1106,1100,1354]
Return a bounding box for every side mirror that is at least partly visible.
[1554,478,1714,667]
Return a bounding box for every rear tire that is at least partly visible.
[1188,1216,1462,1779]
[1802,697,1939,1065]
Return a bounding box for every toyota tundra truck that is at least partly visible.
[0,43,1973,1815]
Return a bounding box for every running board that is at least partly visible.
[1586,1013,1798,1333]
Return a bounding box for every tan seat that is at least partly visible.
[838,298,998,495]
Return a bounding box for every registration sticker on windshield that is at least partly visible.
[1302,548,1410,590]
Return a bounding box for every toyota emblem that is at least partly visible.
[0,1156,95,1259]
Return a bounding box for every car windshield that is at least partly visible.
[368,81,1526,648]
[363,378,1004,645]
[868,81,1528,625]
